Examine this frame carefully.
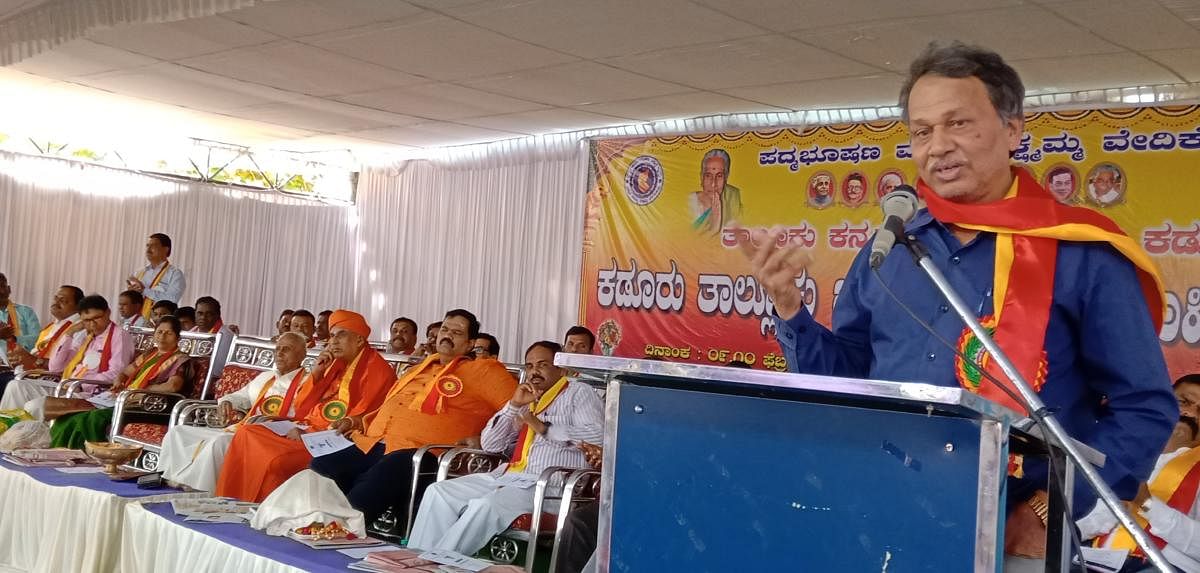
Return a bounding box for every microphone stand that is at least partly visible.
[897,234,1172,572]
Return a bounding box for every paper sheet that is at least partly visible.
[1079,547,1129,572]
[337,545,400,559]
[300,430,355,457]
[258,420,303,436]
[54,467,105,474]
[417,549,491,572]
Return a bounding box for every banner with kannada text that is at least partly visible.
[580,106,1200,380]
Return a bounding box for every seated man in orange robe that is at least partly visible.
[215,309,395,502]
[310,308,516,529]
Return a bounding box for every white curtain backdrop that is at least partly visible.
[0,151,359,337]
[356,136,589,362]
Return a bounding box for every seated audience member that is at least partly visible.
[309,309,514,528]
[563,326,596,355]
[315,310,332,343]
[408,341,604,554]
[413,321,441,358]
[176,306,196,331]
[126,232,186,316]
[216,310,394,502]
[192,296,235,359]
[7,294,134,419]
[289,309,317,348]
[157,332,308,492]
[117,290,152,330]
[0,272,41,371]
[1177,374,1200,421]
[150,300,178,325]
[1,285,83,377]
[388,317,418,355]
[273,309,294,340]
[472,333,500,360]
[1078,415,1200,571]
[49,316,198,448]
[559,442,604,573]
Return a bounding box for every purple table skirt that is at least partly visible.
[0,459,179,498]
[141,501,369,572]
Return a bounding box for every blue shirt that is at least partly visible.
[777,208,1177,515]
[132,261,186,305]
[0,302,40,356]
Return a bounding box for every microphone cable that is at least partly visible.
[870,266,1087,572]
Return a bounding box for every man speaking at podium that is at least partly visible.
[745,42,1177,570]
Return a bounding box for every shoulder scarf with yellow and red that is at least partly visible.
[62,322,117,379]
[3,302,21,353]
[404,354,470,415]
[126,348,187,390]
[919,167,1163,414]
[1097,446,1200,554]
[137,262,171,319]
[506,376,570,473]
[293,347,380,422]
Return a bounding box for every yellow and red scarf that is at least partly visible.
[295,348,375,425]
[137,262,171,319]
[62,322,117,379]
[507,377,570,473]
[1097,446,1200,554]
[127,348,185,390]
[198,318,224,334]
[920,167,1164,413]
[34,319,73,359]
[403,355,468,415]
[3,302,20,353]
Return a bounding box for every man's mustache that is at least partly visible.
[438,337,453,346]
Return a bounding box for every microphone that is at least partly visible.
[869,185,919,270]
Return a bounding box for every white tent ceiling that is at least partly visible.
[2,0,1199,156]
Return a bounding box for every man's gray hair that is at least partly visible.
[277,331,308,348]
[700,148,731,178]
[899,41,1025,124]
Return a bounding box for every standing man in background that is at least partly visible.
[126,233,186,320]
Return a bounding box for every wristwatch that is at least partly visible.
[1027,494,1049,527]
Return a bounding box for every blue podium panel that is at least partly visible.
[607,383,1002,572]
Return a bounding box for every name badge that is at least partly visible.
[82,353,100,369]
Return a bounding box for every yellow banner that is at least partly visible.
[581,106,1200,379]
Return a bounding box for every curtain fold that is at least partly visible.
[356,137,589,362]
[0,151,359,336]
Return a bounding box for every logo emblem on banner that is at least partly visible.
[625,155,664,206]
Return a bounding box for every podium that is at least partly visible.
[556,354,1078,573]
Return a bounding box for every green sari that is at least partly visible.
[50,350,194,449]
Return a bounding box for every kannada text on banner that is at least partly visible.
[580,106,1200,380]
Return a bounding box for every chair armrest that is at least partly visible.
[403,443,461,540]
[110,389,185,440]
[436,447,509,482]
[171,399,218,428]
[55,377,109,398]
[13,371,59,384]
[543,469,602,573]
[523,465,585,573]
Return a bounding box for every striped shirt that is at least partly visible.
[480,380,604,477]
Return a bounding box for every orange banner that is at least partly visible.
[580,106,1200,380]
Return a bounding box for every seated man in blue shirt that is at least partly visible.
[744,42,1177,569]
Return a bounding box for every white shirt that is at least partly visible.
[218,367,303,417]
[1078,447,1200,573]
[480,379,605,477]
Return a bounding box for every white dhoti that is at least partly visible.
[156,425,235,492]
[0,378,57,419]
[407,472,544,556]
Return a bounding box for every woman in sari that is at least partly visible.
[50,316,197,448]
